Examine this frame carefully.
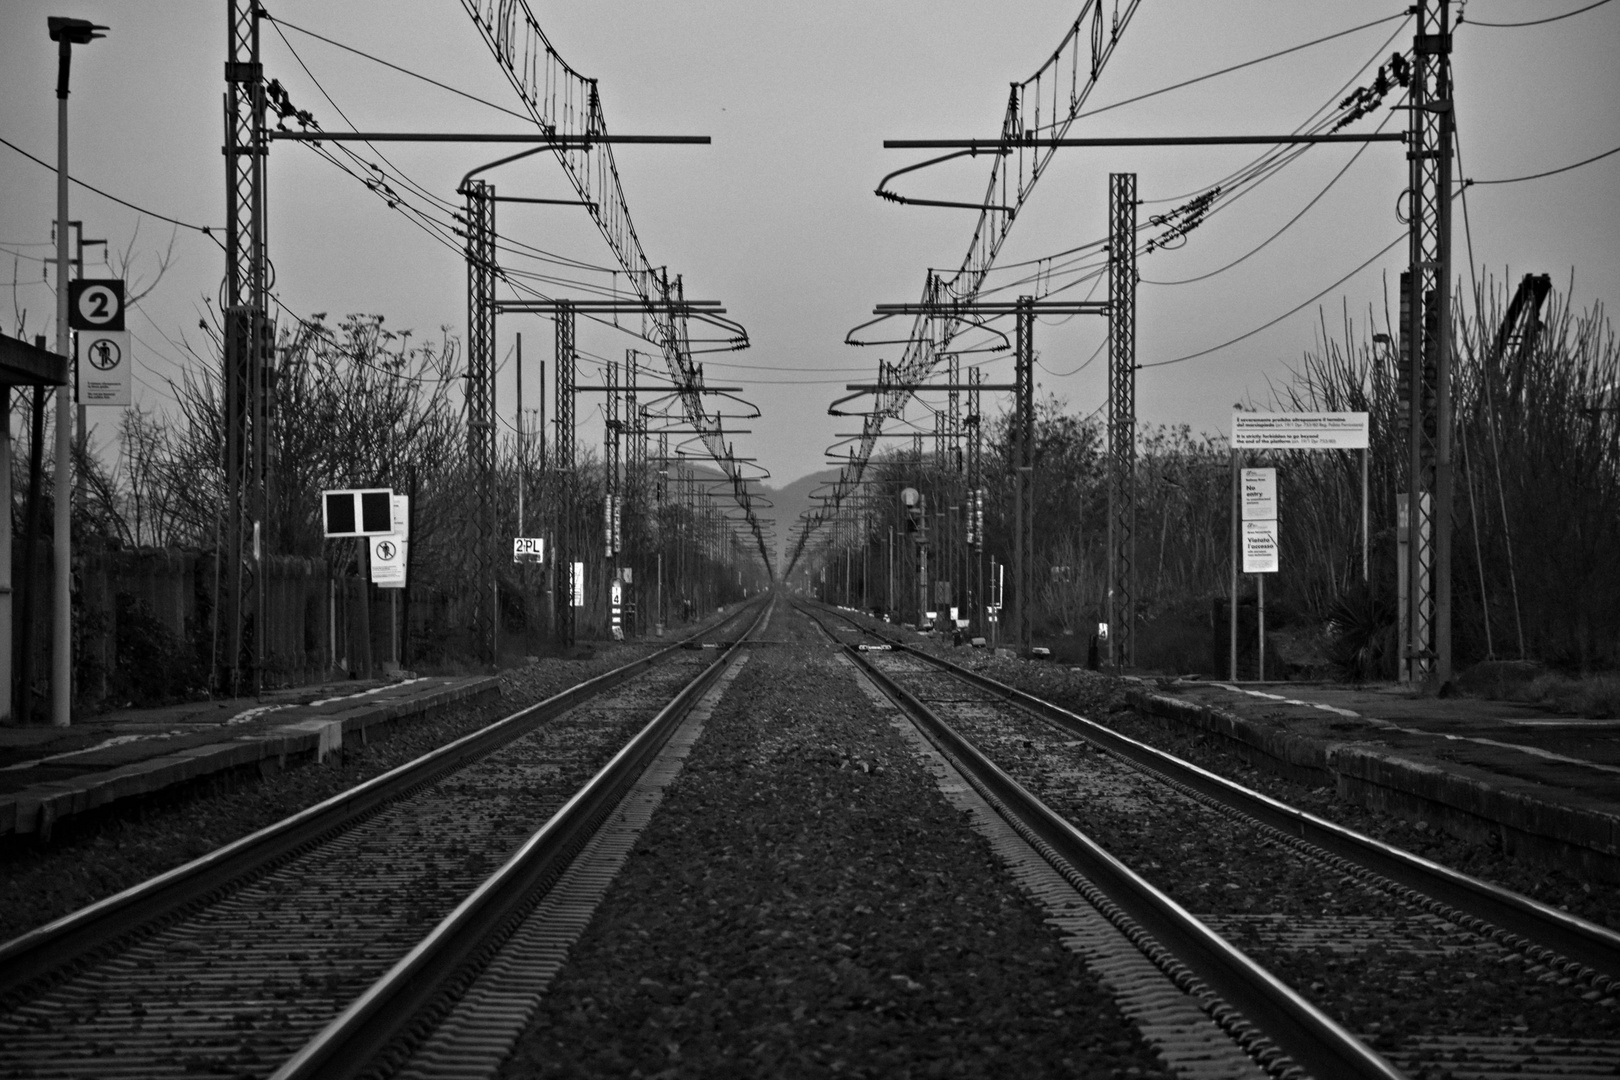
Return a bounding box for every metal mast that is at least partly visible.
[554,303,576,646]
[1404,0,1454,687]
[605,354,621,567]
[967,367,985,636]
[1013,297,1035,652]
[1107,172,1138,667]
[223,0,268,693]
[464,180,497,662]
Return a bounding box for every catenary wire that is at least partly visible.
[1140,100,1403,286]
[1459,0,1611,27]
[1464,144,1620,185]
[1140,231,1405,370]
[1069,12,1410,126]
[264,14,534,123]
[0,135,225,248]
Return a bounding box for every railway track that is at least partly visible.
[0,599,770,1080]
[805,602,1620,1079]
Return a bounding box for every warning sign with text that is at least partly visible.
[1242,520,1279,574]
[1232,411,1368,450]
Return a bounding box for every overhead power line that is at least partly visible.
[0,134,224,247]
[1140,231,1404,370]
[264,14,533,122]
[1459,0,1612,27]
[1075,11,1411,123]
[1464,144,1620,185]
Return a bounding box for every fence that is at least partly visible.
[9,544,433,718]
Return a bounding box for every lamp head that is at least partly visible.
[48,17,109,44]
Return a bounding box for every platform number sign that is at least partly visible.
[68,279,125,331]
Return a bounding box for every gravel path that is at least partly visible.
[497,607,1176,1079]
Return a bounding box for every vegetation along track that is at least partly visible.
[0,600,767,1080]
[813,603,1620,1079]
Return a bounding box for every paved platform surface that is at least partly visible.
[1128,678,1620,879]
[0,675,501,839]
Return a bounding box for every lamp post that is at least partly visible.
[48,15,107,727]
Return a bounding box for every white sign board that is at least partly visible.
[571,561,586,607]
[1232,411,1369,450]
[370,533,406,587]
[513,537,545,563]
[1241,468,1277,521]
[1243,520,1279,573]
[391,495,410,539]
[388,495,410,579]
[76,329,132,406]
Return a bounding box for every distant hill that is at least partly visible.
[662,464,838,573]
[757,468,839,568]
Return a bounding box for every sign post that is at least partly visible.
[1241,468,1279,681]
[322,488,396,677]
[1229,412,1368,682]
[70,279,131,407]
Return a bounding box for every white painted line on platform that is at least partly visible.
[1206,683,1620,777]
[1209,683,1361,718]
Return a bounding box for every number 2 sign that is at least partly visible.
[68,279,125,331]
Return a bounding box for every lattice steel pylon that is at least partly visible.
[459,3,771,578]
[222,0,268,693]
[787,0,1141,576]
[464,181,497,663]
[1013,297,1035,652]
[1404,0,1455,688]
[965,367,978,634]
[605,355,621,564]
[1107,173,1138,668]
[554,303,577,646]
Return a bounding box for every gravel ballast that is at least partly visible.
[0,646,654,944]
[498,608,1176,1079]
[862,649,1618,1064]
[931,645,1620,934]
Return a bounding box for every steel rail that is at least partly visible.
[0,602,763,1001]
[831,623,1402,1080]
[271,596,775,1079]
[816,603,1620,983]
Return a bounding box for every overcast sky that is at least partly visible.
[4,1,1616,511]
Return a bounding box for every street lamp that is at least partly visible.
[48,15,107,728]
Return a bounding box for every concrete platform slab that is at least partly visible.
[0,676,500,840]
[1127,679,1620,881]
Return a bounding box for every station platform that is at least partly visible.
[0,675,500,841]
[1127,679,1620,881]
